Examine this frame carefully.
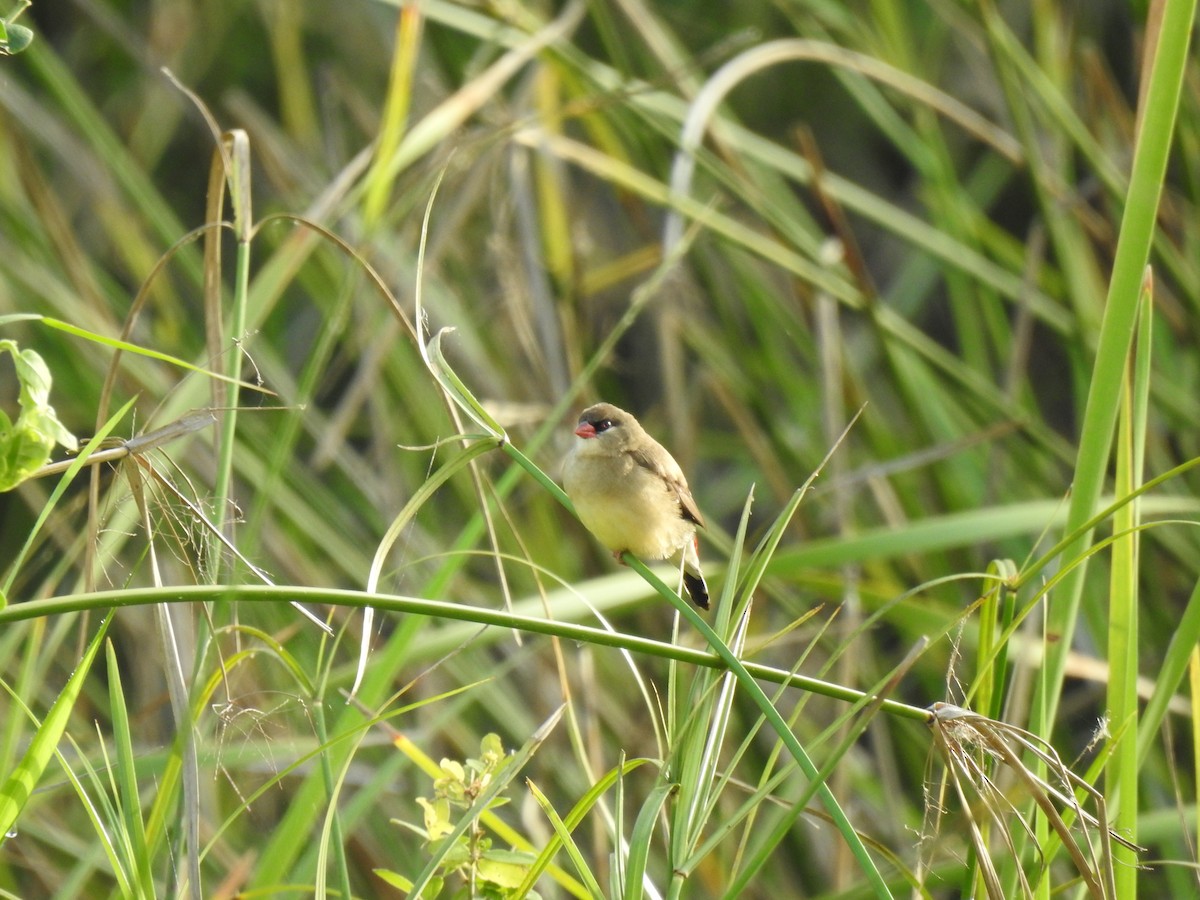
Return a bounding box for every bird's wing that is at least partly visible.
[628,446,705,528]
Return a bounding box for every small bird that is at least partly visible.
[562,402,709,609]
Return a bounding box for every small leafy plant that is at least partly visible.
[0,0,33,56]
[0,339,76,492]
[388,734,539,899]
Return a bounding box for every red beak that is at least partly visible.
[574,422,597,439]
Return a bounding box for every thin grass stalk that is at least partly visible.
[0,584,935,730]
[527,778,608,898]
[311,697,354,900]
[968,561,1019,892]
[624,780,675,900]
[1191,650,1200,877]
[975,560,1018,722]
[705,663,814,894]
[511,756,641,897]
[613,756,627,895]
[362,3,422,227]
[210,131,252,552]
[152,582,201,897]
[201,131,227,471]
[124,446,197,898]
[90,727,141,899]
[673,611,747,852]
[29,692,137,897]
[1138,574,1200,767]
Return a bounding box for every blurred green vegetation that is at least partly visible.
[1,0,1198,897]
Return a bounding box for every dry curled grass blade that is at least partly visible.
[923,703,1144,900]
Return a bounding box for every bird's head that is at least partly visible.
[573,403,639,453]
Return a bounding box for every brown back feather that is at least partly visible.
[627,447,705,528]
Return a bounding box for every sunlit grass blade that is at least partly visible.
[513,756,649,898]
[104,640,154,898]
[526,778,607,899]
[0,612,112,842]
[1106,266,1153,897]
[623,779,675,900]
[1033,0,1198,736]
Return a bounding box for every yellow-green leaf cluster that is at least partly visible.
[0,340,77,491]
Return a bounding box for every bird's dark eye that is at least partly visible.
[594,418,614,433]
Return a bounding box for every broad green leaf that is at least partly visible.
[0,340,77,490]
[478,851,532,888]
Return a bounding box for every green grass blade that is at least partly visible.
[0,612,112,843]
[624,780,675,900]
[105,640,153,898]
[527,778,607,900]
[514,757,649,898]
[1035,0,1197,734]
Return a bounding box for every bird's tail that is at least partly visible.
[680,537,709,610]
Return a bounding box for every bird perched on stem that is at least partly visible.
[562,402,709,610]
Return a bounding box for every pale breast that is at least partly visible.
[564,454,695,560]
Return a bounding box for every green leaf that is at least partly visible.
[480,733,505,768]
[373,868,411,890]
[105,640,153,896]
[0,613,112,841]
[623,780,676,900]
[417,796,455,841]
[0,21,33,55]
[477,851,531,888]
[526,779,605,899]
[0,340,77,490]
